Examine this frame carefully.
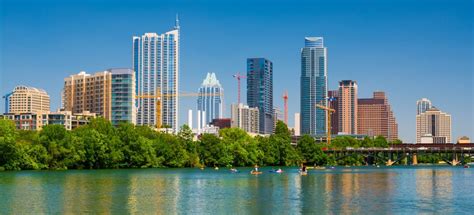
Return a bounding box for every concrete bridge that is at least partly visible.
[324,144,474,166]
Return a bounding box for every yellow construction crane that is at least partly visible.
[316,101,336,145]
[134,89,223,129]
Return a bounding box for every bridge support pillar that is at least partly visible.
[452,154,460,166]
[386,159,395,166]
[412,153,418,165]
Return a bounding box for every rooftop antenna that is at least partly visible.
[175,13,180,30]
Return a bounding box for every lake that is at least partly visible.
[0,166,473,214]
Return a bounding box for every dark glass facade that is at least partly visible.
[247,58,273,134]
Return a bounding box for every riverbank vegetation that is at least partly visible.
[0,118,451,171]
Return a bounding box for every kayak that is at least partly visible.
[251,171,263,175]
[300,171,308,176]
[269,170,283,174]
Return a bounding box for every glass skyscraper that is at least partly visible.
[133,17,180,130]
[300,37,328,136]
[197,72,224,124]
[247,58,273,134]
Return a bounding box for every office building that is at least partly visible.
[197,73,224,124]
[133,17,180,130]
[273,107,283,132]
[300,37,327,136]
[0,111,95,130]
[62,68,136,126]
[4,85,50,114]
[231,103,259,134]
[417,98,432,115]
[457,136,470,144]
[357,91,398,141]
[328,90,339,135]
[210,118,231,129]
[247,58,273,134]
[338,80,358,134]
[416,107,451,143]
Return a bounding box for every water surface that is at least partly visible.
[1,166,473,214]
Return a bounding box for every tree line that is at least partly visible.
[0,118,410,171]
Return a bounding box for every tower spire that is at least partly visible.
[175,13,180,30]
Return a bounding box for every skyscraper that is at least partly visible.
[300,37,327,136]
[4,85,50,114]
[416,107,451,143]
[133,17,180,130]
[247,58,273,134]
[197,73,224,125]
[338,80,358,135]
[62,68,136,126]
[357,91,398,141]
[416,98,432,115]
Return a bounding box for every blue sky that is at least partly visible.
[1,0,472,142]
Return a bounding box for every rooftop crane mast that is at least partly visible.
[232,72,246,104]
[316,99,336,145]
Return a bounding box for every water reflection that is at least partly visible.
[0,167,472,214]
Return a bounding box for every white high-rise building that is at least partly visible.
[294,113,301,136]
[416,107,452,143]
[197,73,224,124]
[417,98,432,115]
[231,103,259,134]
[133,16,180,130]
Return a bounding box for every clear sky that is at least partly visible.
[1,0,472,142]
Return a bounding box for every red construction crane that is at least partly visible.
[232,72,246,104]
[283,90,288,125]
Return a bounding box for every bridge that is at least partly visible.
[323,144,474,166]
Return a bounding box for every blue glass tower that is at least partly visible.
[247,58,273,134]
[133,17,180,130]
[300,37,327,136]
[197,73,224,124]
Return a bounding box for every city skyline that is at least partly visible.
[1,0,472,142]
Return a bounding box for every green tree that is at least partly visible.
[39,124,79,169]
[297,135,326,165]
[374,136,388,147]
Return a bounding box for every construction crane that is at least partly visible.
[232,72,246,104]
[282,90,288,125]
[316,100,336,145]
[135,89,223,129]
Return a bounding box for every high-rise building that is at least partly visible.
[294,113,300,136]
[4,85,50,114]
[197,73,224,124]
[416,107,451,143]
[62,68,136,126]
[247,58,273,134]
[300,37,327,136]
[357,91,398,141]
[338,80,358,134]
[230,103,259,134]
[416,98,432,115]
[328,90,339,135]
[133,17,180,130]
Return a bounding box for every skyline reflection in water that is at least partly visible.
[0,166,472,214]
